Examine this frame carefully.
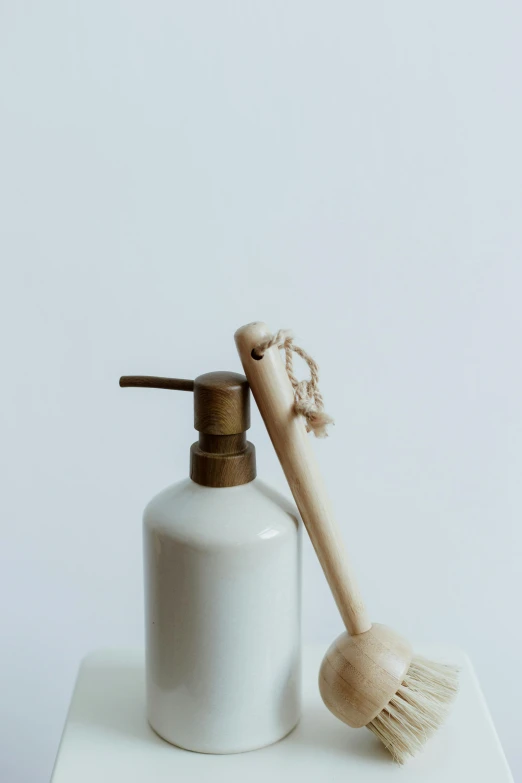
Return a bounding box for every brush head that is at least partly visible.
[319,624,413,729]
[319,624,459,763]
[367,654,459,763]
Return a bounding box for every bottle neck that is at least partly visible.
[190,433,256,488]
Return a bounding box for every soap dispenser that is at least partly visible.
[120,371,301,754]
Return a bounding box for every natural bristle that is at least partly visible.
[367,655,459,764]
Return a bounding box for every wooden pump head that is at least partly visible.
[119,371,256,488]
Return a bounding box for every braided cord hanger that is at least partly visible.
[252,329,334,438]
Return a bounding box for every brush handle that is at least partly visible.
[235,322,371,637]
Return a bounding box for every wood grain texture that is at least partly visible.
[119,376,195,392]
[190,439,256,487]
[120,370,255,488]
[234,321,371,636]
[191,372,256,486]
[193,372,250,435]
[319,624,412,728]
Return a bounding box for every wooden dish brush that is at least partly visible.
[235,321,459,764]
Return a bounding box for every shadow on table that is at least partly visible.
[70,657,390,764]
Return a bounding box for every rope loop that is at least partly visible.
[253,329,334,438]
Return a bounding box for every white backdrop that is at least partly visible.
[1,2,521,780]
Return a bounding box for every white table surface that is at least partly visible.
[51,646,513,782]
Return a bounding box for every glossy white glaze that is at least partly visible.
[143,477,302,754]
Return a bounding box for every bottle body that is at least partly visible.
[143,477,301,754]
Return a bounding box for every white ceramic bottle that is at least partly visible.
[121,371,301,754]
